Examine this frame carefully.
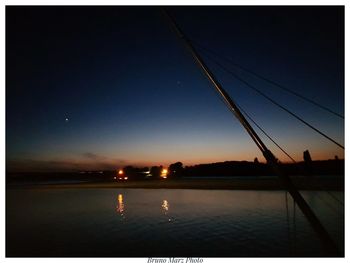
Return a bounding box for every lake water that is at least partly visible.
[6,188,344,257]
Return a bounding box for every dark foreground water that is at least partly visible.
[6,188,344,257]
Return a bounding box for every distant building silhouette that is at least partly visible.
[303,150,312,163]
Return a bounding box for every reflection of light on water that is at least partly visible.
[116,194,125,218]
[162,200,169,213]
[162,200,172,222]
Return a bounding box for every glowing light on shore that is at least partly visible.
[161,168,168,179]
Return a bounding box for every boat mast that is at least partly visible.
[163,9,339,255]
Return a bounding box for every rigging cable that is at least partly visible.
[236,105,344,208]
[200,48,345,209]
[207,75,296,163]
[236,104,297,163]
[316,192,343,213]
[285,191,292,255]
[293,200,297,253]
[191,42,345,206]
[326,191,344,206]
[200,51,344,149]
[162,9,340,254]
[192,41,344,119]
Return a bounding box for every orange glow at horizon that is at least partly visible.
[7,142,343,173]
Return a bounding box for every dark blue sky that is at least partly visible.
[6,6,344,172]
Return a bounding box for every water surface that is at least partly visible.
[6,188,344,257]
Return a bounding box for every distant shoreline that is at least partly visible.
[7,177,344,191]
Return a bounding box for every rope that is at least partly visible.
[285,191,292,255]
[237,104,297,163]
[192,41,344,119]
[201,52,344,149]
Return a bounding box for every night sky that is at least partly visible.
[6,6,344,172]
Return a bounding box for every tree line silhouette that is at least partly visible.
[7,158,344,184]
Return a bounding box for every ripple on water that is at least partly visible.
[6,188,344,257]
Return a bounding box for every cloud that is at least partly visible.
[82,152,104,160]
